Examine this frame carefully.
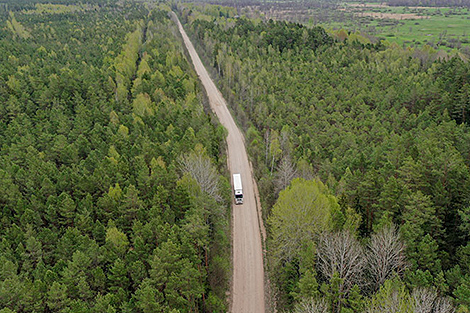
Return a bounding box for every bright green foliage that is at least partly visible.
[184,4,470,310]
[114,23,143,103]
[269,178,338,265]
[455,275,470,310]
[367,280,413,313]
[105,226,129,257]
[132,93,154,117]
[6,12,31,39]
[0,3,229,312]
[268,178,340,308]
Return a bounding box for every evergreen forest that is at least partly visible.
[179,3,470,312]
[1,0,470,312]
[0,2,230,312]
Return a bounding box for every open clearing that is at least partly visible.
[325,2,470,50]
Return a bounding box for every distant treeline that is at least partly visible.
[0,0,117,12]
[179,0,340,9]
[182,0,469,8]
[386,0,470,7]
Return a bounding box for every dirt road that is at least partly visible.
[172,12,266,313]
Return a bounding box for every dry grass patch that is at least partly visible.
[357,12,430,19]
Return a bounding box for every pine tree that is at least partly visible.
[108,258,130,293]
[47,282,70,312]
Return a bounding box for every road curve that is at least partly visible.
[171,12,266,313]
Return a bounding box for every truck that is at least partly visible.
[233,173,243,205]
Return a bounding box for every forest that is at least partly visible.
[1,0,470,312]
[179,3,470,312]
[386,0,470,8]
[187,0,470,55]
[0,2,230,312]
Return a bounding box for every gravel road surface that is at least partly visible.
[172,12,266,313]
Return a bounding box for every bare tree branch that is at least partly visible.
[275,155,298,193]
[412,288,437,313]
[179,145,222,201]
[412,288,456,313]
[433,296,455,313]
[294,298,329,313]
[317,230,366,295]
[366,225,406,291]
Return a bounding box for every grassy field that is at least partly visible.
[239,0,469,52]
[318,3,470,51]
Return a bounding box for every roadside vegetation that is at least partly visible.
[180,3,470,312]
[0,2,230,312]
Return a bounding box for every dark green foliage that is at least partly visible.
[193,18,333,55]
[435,57,470,124]
[0,3,229,312]
[182,4,470,311]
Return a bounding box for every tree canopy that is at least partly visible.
[0,3,230,312]
[180,3,470,311]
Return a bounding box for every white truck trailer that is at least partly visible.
[233,173,244,205]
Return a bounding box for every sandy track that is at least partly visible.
[171,12,266,313]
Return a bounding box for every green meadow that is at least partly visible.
[318,4,470,51]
